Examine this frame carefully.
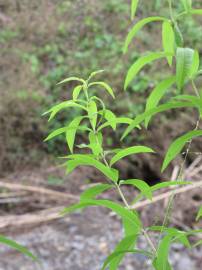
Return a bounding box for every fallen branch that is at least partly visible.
[0,181,201,231]
[0,181,79,201]
[0,207,64,230]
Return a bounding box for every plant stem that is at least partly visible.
[191,80,200,97]
[157,80,201,244]
[142,228,157,254]
[96,105,157,255]
[116,183,157,254]
[168,0,174,22]
[116,183,130,209]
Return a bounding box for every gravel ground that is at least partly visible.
[0,206,201,270]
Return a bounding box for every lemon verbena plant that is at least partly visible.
[44,0,202,269]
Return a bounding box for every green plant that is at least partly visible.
[44,0,202,269]
[0,235,36,260]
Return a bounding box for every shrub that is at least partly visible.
[45,1,202,269]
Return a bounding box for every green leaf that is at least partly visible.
[176,47,195,90]
[73,85,83,101]
[57,76,85,85]
[88,82,115,98]
[120,179,152,200]
[154,231,187,269]
[44,101,87,121]
[44,127,66,142]
[103,248,152,270]
[190,9,202,15]
[190,50,200,78]
[66,116,83,153]
[103,110,117,130]
[108,235,137,270]
[181,0,192,11]
[108,216,140,270]
[133,181,191,204]
[196,206,202,221]
[162,130,202,172]
[162,21,175,66]
[131,0,139,20]
[110,146,154,166]
[193,240,202,247]
[88,131,103,156]
[0,235,37,260]
[145,76,176,127]
[62,199,142,229]
[151,181,191,192]
[173,95,202,115]
[88,70,105,80]
[88,100,97,130]
[80,184,113,201]
[66,154,119,181]
[98,117,134,131]
[124,52,171,90]
[174,23,184,47]
[123,17,168,53]
[155,235,173,270]
[122,101,194,139]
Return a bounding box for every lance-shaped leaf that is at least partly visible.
[162,21,175,66]
[122,101,194,139]
[173,95,202,116]
[174,23,184,47]
[155,229,190,270]
[66,154,119,181]
[151,181,191,192]
[124,52,171,90]
[88,82,115,99]
[145,76,176,127]
[66,116,83,153]
[62,199,142,228]
[57,76,85,85]
[120,179,152,200]
[181,0,192,11]
[149,227,190,246]
[123,17,168,53]
[88,100,97,130]
[88,70,104,80]
[103,247,152,270]
[131,0,139,20]
[80,184,113,201]
[73,85,83,101]
[176,47,195,90]
[196,206,202,221]
[103,110,117,130]
[43,101,87,121]
[44,127,66,142]
[190,9,202,15]
[0,235,37,260]
[193,240,202,247]
[88,131,103,156]
[108,218,140,270]
[155,235,173,270]
[133,181,191,204]
[153,258,172,270]
[98,117,134,131]
[108,236,137,270]
[190,50,200,78]
[162,130,202,172]
[110,146,154,166]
